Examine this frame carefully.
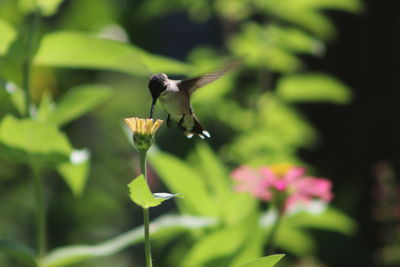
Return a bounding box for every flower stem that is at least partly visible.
[265,208,284,254]
[143,208,152,267]
[31,162,46,259]
[139,150,152,267]
[139,150,147,181]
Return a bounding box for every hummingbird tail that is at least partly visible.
[187,117,210,139]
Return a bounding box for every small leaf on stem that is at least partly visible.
[128,175,162,208]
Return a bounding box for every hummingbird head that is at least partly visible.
[148,73,168,118]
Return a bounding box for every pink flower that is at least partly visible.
[231,166,272,201]
[231,164,333,211]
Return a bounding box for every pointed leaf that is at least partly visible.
[47,84,112,126]
[37,91,54,122]
[238,254,285,267]
[34,31,191,76]
[0,115,71,164]
[57,149,90,197]
[4,82,26,116]
[276,73,352,104]
[128,175,163,208]
[0,18,17,55]
[149,151,217,216]
[181,223,249,267]
[19,0,65,16]
[285,207,357,235]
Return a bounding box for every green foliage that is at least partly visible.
[149,151,218,216]
[128,175,164,208]
[0,115,72,164]
[41,214,215,267]
[239,254,285,267]
[276,73,352,104]
[45,84,112,126]
[0,18,17,55]
[0,0,363,266]
[34,31,191,76]
[283,207,357,235]
[19,0,65,16]
[0,239,37,267]
[57,149,90,197]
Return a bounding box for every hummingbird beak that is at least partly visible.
[149,97,157,119]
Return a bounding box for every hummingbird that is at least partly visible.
[148,60,241,139]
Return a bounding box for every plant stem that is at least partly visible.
[22,7,40,116]
[265,208,284,254]
[143,208,152,267]
[139,150,147,181]
[139,150,152,267]
[31,162,46,259]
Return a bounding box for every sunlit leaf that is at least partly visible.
[0,239,37,267]
[298,0,363,12]
[19,0,65,16]
[3,82,26,116]
[230,216,264,266]
[189,143,258,224]
[191,143,230,198]
[180,223,250,267]
[238,254,285,267]
[0,115,71,164]
[0,18,17,55]
[42,214,215,267]
[47,84,112,126]
[34,31,191,76]
[285,207,357,235]
[149,151,217,216]
[275,226,315,256]
[128,175,163,208]
[57,149,90,197]
[276,73,352,104]
[37,90,54,122]
[229,23,303,72]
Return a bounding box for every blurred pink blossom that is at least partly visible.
[231,164,333,211]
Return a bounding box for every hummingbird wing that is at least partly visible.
[179,59,242,96]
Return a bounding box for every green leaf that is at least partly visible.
[34,31,191,76]
[190,143,258,224]
[181,223,250,267]
[57,149,90,197]
[0,239,37,266]
[4,82,26,116]
[277,226,315,255]
[149,151,217,216]
[238,254,285,267]
[19,0,65,16]
[47,84,112,126]
[37,90,54,122]
[191,143,231,199]
[0,18,17,55]
[299,0,363,13]
[229,23,303,73]
[285,207,357,235]
[42,214,215,267]
[0,115,72,164]
[128,175,163,208]
[276,73,352,104]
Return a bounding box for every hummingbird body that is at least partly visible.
[148,60,241,138]
[158,81,195,131]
